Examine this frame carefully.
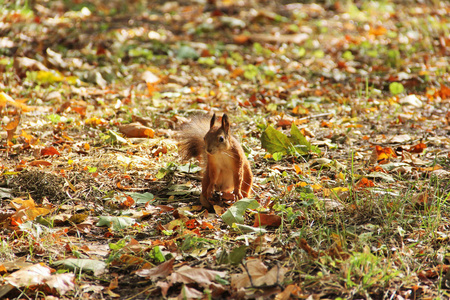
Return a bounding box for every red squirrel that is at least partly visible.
[178,113,253,208]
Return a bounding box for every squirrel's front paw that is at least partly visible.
[234,190,243,200]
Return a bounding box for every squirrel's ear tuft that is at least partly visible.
[210,113,216,128]
[222,114,230,134]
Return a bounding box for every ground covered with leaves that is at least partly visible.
[1,0,450,299]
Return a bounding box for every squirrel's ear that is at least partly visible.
[222,114,230,134]
[210,113,216,128]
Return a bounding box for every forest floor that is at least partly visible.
[1,0,450,299]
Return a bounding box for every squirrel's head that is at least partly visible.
[204,113,230,155]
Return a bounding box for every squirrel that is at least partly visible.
[178,113,253,208]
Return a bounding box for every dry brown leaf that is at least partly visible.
[230,259,287,290]
[412,191,433,207]
[45,273,76,296]
[135,258,175,280]
[253,213,282,228]
[171,266,226,287]
[275,284,302,300]
[176,285,203,299]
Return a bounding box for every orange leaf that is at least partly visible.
[253,213,282,228]
[118,123,155,138]
[233,34,250,44]
[375,145,397,162]
[408,142,426,154]
[321,120,333,128]
[437,85,450,99]
[146,82,158,96]
[3,115,20,142]
[277,118,292,128]
[357,177,375,188]
[41,146,60,156]
[56,101,71,113]
[201,221,214,230]
[294,164,302,174]
[28,160,52,166]
[72,105,87,117]
[119,195,135,209]
[185,219,200,230]
[230,68,244,78]
[369,25,387,36]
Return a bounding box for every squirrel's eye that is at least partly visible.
[219,136,224,142]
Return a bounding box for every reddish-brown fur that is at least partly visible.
[178,113,253,208]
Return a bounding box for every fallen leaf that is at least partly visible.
[135,258,175,279]
[118,123,155,138]
[230,259,287,290]
[177,285,203,299]
[357,177,375,188]
[3,115,20,142]
[28,160,52,166]
[275,284,302,300]
[253,213,282,227]
[41,146,60,156]
[373,145,397,162]
[171,266,226,286]
[408,142,426,154]
[53,259,106,276]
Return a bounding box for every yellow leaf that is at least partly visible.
[264,153,272,159]
[310,184,322,190]
[10,198,36,209]
[331,187,349,194]
[26,207,51,220]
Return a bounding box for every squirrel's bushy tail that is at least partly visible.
[177,114,211,163]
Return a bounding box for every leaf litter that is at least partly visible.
[0,0,449,299]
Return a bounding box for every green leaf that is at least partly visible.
[127,192,155,204]
[53,259,106,276]
[272,152,284,161]
[290,124,321,154]
[177,163,202,174]
[260,125,292,154]
[96,216,136,230]
[229,245,247,265]
[222,198,260,226]
[177,45,199,60]
[342,50,354,61]
[109,239,127,250]
[233,224,267,234]
[261,125,320,155]
[389,82,404,95]
[106,130,128,144]
[243,64,258,80]
[150,246,165,263]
